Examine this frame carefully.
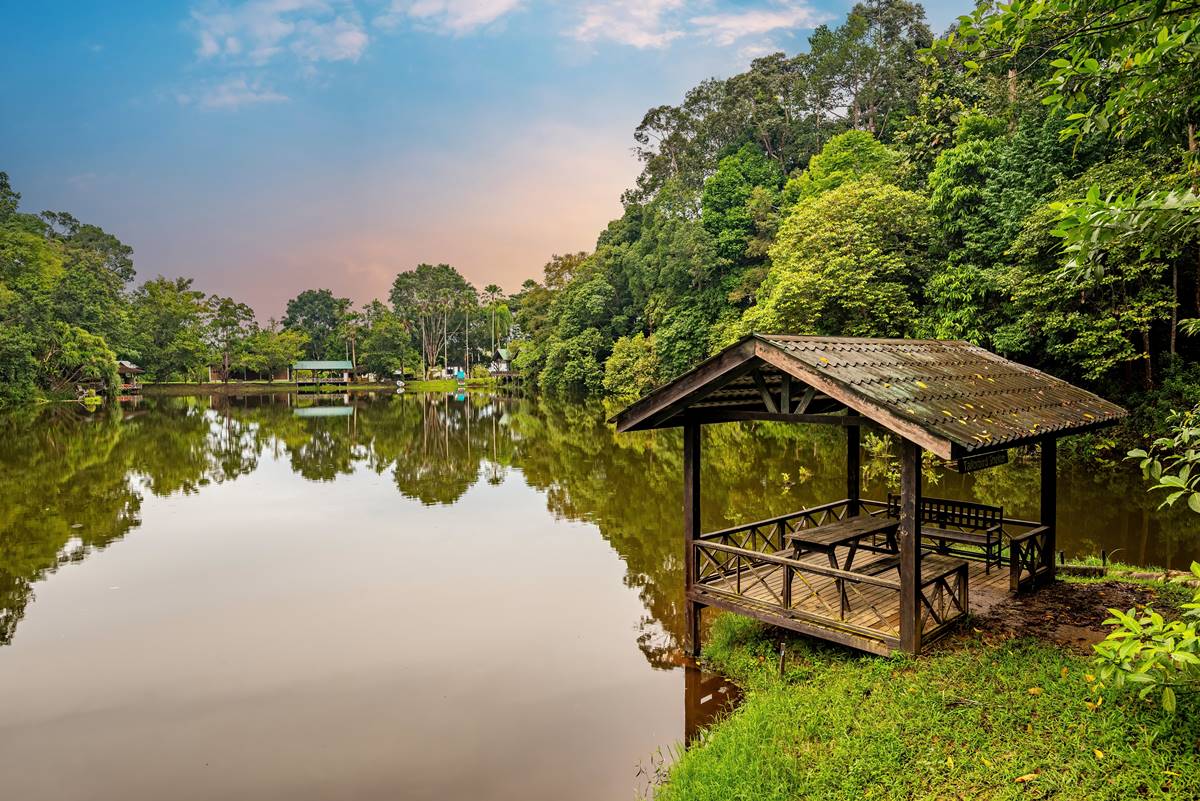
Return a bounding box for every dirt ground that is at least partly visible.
[971,580,1162,652]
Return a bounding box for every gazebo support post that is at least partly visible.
[1040,436,1057,583]
[683,422,704,657]
[846,413,860,516]
[898,439,923,654]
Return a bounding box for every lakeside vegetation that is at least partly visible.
[658,603,1200,801]
[0,189,513,403]
[498,0,1200,453]
[4,4,1192,490]
[5,0,1198,451]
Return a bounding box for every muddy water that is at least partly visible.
[0,392,1194,800]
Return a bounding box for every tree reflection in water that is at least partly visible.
[0,392,1194,661]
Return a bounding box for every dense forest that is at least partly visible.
[506,0,1200,443]
[3,0,1198,446]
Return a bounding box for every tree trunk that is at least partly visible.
[1142,329,1154,389]
[1190,124,1200,318]
[1171,263,1178,356]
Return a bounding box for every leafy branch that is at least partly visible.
[1093,562,1200,713]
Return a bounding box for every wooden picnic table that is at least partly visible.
[787,514,901,615]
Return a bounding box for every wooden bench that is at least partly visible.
[886,494,1003,573]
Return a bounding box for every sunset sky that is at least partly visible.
[3,1,962,318]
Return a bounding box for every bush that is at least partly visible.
[602,332,659,400]
[1093,563,1200,713]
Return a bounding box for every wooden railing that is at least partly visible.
[696,499,857,554]
[1004,521,1053,591]
[693,538,905,647]
[692,498,981,651]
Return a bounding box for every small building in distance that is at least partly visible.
[117,360,144,393]
[291,360,354,387]
[489,348,512,373]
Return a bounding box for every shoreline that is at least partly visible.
[138,379,502,396]
[655,568,1199,800]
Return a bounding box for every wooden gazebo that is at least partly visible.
[612,335,1126,655]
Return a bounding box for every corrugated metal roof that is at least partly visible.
[612,335,1127,458]
[292,360,354,370]
[757,335,1125,452]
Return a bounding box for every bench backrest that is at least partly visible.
[886,494,1003,529]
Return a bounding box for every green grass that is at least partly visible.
[402,378,497,392]
[656,612,1200,801]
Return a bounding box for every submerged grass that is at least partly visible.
[657,609,1200,801]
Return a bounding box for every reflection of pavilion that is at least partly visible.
[683,664,741,747]
[292,406,354,418]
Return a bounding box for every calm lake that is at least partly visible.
[0,391,1196,800]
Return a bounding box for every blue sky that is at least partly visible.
[1,1,967,317]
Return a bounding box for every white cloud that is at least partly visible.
[736,41,780,62]
[190,0,368,64]
[572,0,686,49]
[292,15,370,59]
[690,2,827,46]
[378,0,523,34]
[181,76,290,109]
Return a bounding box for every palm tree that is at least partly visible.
[483,284,503,362]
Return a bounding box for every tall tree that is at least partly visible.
[389,263,471,373]
[206,296,255,383]
[482,283,503,358]
[281,288,350,360]
[127,276,210,381]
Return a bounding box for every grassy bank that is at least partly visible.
[659,580,1199,801]
[402,378,498,392]
[142,381,393,395]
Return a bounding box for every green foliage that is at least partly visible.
[746,176,931,337]
[701,143,784,265]
[0,172,127,402]
[43,322,119,396]
[245,325,309,381]
[602,332,660,400]
[127,276,210,381]
[995,159,1178,386]
[945,0,1200,389]
[389,263,474,369]
[205,296,255,382]
[949,0,1200,146]
[1129,406,1200,513]
[538,328,606,396]
[359,300,416,377]
[784,130,900,202]
[282,288,351,361]
[1094,563,1200,713]
[657,611,1200,800]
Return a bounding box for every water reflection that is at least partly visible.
[683,664,742,747]
[0,392,1196,663]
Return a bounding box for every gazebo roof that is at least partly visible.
[611,334,1126,459]
[292,360,354,370]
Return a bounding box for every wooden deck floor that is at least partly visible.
[693,549,1012,654]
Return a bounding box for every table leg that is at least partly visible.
[828,550,849,618]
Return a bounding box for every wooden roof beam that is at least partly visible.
[753,339,956,459]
